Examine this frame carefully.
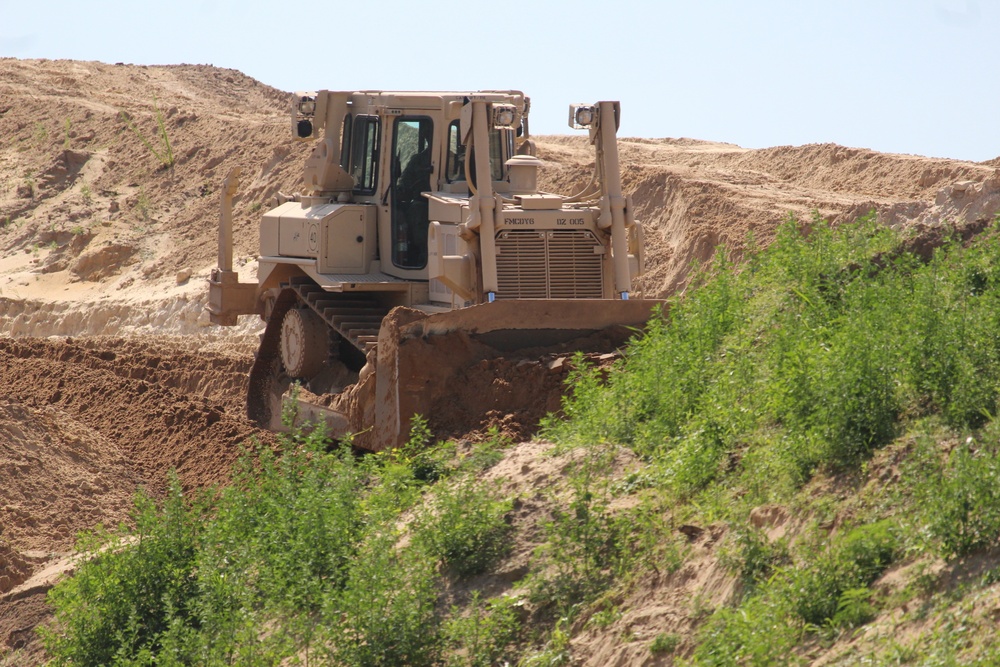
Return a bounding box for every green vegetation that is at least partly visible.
[415,474,513,576]
[546,212,1000,664]
[22,169,36,198]
[43,425,438,666]
[443,592,522,667]
[120,96,175,169]
[40,414,532,666]
[650,632,681,655]
[33,121,49,147]
[134,187,152,222]
[41,212,1000,665]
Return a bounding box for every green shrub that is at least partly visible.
[650,632,681,655]
[41,474,204,666]
[326,530,440,667]
[415,475,513,576]
[691,520,898,665]
[690,593,803,666]
[531,444,629,611]
[546,213,911,497]
[201,435,363,614]
[42,425,395,666]
[919,438,1000,558]
[786,520,898,627]
[830,587,876,629]
[443,592,522,667]
[721,524,788,591]
[120,96,174,169]
[519,616,572,667]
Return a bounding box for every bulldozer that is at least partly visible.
[207,90,659,451]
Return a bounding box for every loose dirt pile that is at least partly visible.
[1,57,999,663]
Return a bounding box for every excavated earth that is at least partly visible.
[1,58,999,664]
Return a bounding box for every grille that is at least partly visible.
[495,230,604,299]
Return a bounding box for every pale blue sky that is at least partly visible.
[2,0,996,161]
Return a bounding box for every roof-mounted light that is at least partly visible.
[568,104,597,129]
[492,103,518,129]
[297,95,316,116]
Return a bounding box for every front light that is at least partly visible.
[298,96,316,116]
[492,104,517,128]
[568,104,597,129]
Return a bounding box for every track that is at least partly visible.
[287,278,390,353]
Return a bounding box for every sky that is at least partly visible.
[2,0,997,162]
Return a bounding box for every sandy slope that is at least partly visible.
[1,57,999,663]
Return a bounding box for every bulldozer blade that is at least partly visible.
[251,297,663,452]
[367,299,664,452]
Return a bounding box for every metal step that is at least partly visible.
[331,316,384,328]
[324,308,384,321]
[345,328,380,344]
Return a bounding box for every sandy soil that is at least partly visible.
[1,57,999,664]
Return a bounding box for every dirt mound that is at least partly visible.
[0,590,48,663]
[5,59,999,324]
[0,58,309,309]
[0,334,275,664]
[0,542,31,595]
[0,337,273,493]
[0,401,138,552]
[431,341,626,444]
[537,137,1000,296]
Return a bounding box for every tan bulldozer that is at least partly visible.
[208,90,659,451]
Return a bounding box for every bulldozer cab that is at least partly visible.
[297,92,522,288]
[386,114,513,272]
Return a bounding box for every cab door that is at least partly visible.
[388,116,434,271]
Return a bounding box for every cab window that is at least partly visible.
[339,113,352,171]
[446,121,466,183]
[445,120,510,185]
[350,115,379,195]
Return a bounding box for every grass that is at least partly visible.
[134,187,152,222]
[120,96,174,169]
[39,212,1000,666]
